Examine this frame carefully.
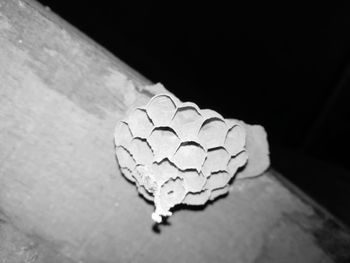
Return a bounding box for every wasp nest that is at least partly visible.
[115,94,248,222]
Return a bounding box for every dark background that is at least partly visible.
[37,0,350,225]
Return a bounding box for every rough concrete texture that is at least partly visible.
[0,0,350,262]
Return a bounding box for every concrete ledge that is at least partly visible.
[0,0,349,262]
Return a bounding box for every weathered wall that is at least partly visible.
[0,0,349,262]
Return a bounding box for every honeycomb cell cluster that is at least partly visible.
[114,94,248,222]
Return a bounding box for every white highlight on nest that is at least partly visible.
[115,94,248,222]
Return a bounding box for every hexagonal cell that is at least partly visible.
[127,108,154,139]
[148,127,180,162]
[146,94,177,126]
[159,178,186,208]
[114,121,133,148]
[224,124,246,156]
[198,118,227,149]
[182,190,210,206]
[170,104,203,142]
[120,167,135,183]
[153,177,186,221]
[152,159,181,185]
[225,119,241,129]
[200,109,224,121]
[201,147,231,177]
[182,170,207,192]
[172,142,206,171]
[227,151,248,176]
[179,101,201,112]
[204,171,231,191]
[116,146,136,170]
[209,185,229,201]
[129,138,154,165]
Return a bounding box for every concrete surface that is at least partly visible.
[0,0,349,262]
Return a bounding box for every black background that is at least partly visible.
[37,0,350,225]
